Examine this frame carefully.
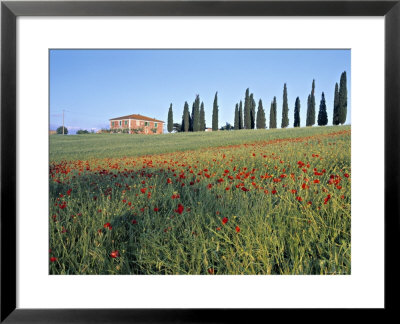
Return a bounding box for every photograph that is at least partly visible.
[49,49,351,275]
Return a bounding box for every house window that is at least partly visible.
[124,120,128,126]
[119,121,122,127]
[154,123,158,127]
[136,120,140,126]
[145,122,149,126]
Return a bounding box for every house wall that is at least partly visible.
[110,119,163,134]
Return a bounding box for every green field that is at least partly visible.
[50,125,350,161]
[49,126,351,275]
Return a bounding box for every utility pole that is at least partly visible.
[62,109,65,135]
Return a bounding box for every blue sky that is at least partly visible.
[50,49,350,134]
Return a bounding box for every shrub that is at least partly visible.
[76,129,89,134]
[56,126,68,134]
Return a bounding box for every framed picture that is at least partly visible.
[1,0,399,322]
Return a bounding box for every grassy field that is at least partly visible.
[50,125,350,161]
[49,125,351,274]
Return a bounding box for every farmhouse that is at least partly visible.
[109,114,164,134]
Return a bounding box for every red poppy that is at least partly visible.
[222,217,228,225]
[296,196,302,202]
[67,189,72,196]
[104,222,112,230]
[154,207,159,212]
[235,226,240,233]
[131,219,137,224]
[50,257,57,262]
[241,187,249,192]
[140,188,147,194]
[175,204,184,214]
[110,250,119,258]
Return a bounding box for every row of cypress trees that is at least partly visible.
[167,92,219,133]
[166,71,347,132]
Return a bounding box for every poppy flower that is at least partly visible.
[175,204,184,214]
[110,250,119,258]
[104,222,112,230]
[50,257,57,262]
[241,187,249,192]
[140,188,147,194]
[154,207,159,212]
[222,217,228,225]
[235,226,240,233]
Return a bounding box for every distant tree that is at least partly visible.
[212,91,219,131]
[173,123,182,132]
[193,95,201,131]
[306,79,316,126]
[167,103,173,133]
[294,97,301,127]
[182,101,190,132]
[238,100,243,130]
[220,122,233,131]
[56,126,68,135]
[244,88,251,129]
[317,92,328,126]
[234,103,239,130]
[269,97,277,129]
[76,129,89,134]
[333,82,340,125]
[199,101,206,131]
[256,99,266,129]
[338,71,347,124]
[250,93,256,129]
[281,83,289,128]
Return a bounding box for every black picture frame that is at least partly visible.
[1,0,399,322]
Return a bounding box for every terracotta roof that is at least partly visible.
[109,114,164,123]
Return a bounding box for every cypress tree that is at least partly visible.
[167,103,173,133]
[281,83,289,128]
[212,91,219,131]
[238,100,243,130]
[250,93,256,129]
[256,99,266,129]
[317,92,328,126]
[338,71,347,124]
[234,104,239,130]
[192,95,200,132]
[189,102,194,132]
[294,97,301,127]
[200,101,205,131]
[306,79,316,126]
[244,88,251,129]
[333,82,340,125]
[182,101,190,132]
[269,97,277,129]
